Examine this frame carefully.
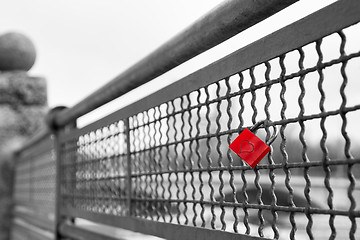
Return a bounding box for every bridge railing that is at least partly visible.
[12,135,55,240]
[11,0,360,240]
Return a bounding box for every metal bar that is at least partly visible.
[59,222,125,240]
[14,127,52,155]
[54,133,63,240]
[125,118,132,216]
[54,112,78,238]
[12,221,54,240]
[128,198,359,217]
[59,100,360,154]
[53,0,298,128]
[60,0,360,138]
[13,210,55,232]
[61,208,270,240]
[127,158,360,174]
[18,136,53,159]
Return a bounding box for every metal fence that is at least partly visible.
[11,0,360,240]
[11,136,55,240]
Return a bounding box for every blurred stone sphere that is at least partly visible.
[0,32,36,71]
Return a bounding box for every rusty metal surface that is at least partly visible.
[56,1,360,239]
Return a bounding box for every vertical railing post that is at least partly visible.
[54,132,62,240]
[27,153,32,208]
[46,106,72,240]
[125,118,132,216]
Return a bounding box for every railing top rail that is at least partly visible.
[52,0,298,128]
[14,128,51,155]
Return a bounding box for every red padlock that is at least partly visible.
[229,120,278,168]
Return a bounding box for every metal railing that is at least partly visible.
[11,0,360,240]
[12,136,55,239]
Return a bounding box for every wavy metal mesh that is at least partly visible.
[59,22,360,240]
[61,122,129,216]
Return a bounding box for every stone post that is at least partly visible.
[0,32,48,240]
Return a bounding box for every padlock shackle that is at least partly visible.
[249,120,279,145]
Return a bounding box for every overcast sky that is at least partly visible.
[2,0,337,108]
[2,0,225,107]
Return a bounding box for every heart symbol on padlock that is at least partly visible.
[239,140,254,154]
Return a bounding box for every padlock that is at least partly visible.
[229,120,279,168]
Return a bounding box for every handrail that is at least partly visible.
[52,0,298,128]
[13,127,51,155]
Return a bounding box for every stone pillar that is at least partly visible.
[0,32,48,240]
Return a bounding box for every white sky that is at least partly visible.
[2,0,226,107]
[2,0,336,109]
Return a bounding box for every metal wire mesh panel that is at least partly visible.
[13,155,31,208]
[128,25,360,238]
[13,137,55,227]
[61,121,129,215]
[58,2,360,240]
